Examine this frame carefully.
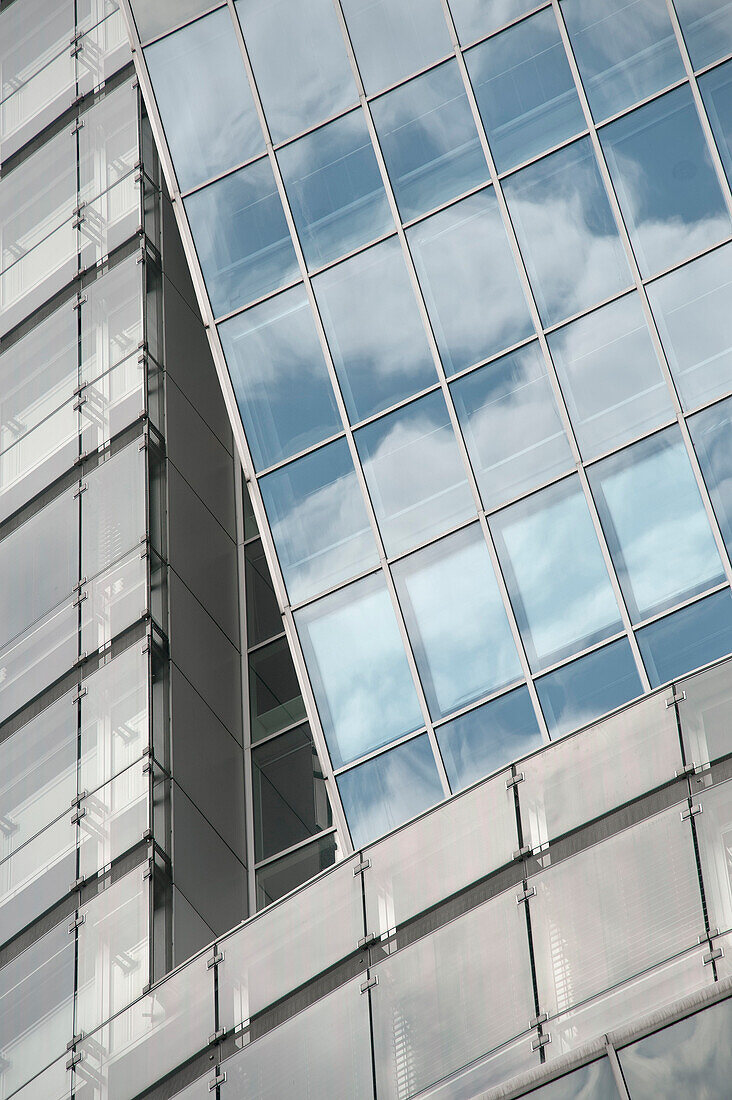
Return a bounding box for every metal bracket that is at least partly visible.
[530,1013,547,1028]
[506,772,525,789]
[73,393,88,411]
[358,933,377,949]
[208,1028,226,1044]
[69,875,86,891]
[71,806,87,825]
[681,804,703,820]
[513,845,531,860]
[209,1069,226,1091]
[675,762,696,778]
[71,685,88,703]
[665,690,687,708]
[360,975,378,993]
[207,951,224,970]
[73,481,88,498]
[700,928,719,943]
[353,858,371,876]
[73,590,88,608]
[142,861,153,880]
[703,948,724,965]
[68,913,86,933]
[66,1051,82,1070]
[66,1034,84,1052]
[73,294,87,311]
[516,886,536,905]
[531,1034,551,1051]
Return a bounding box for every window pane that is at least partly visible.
[249,636,307,741]
[340,0,452,94]
[256,834,338,907]
[503,137,631,326]
[408,188,533,374]
[536,638,642,738]
[452,341,572,510]
[449,1,540,44]
[700,58,732,187]
[218,285,341,471]
[491,476,622,670]
[185,157,299,317]
[235,0,356,144]
[314,237,436,423]
[673,0,732,70]
[278,109,393,270]
[260,437,379,604]
[81,255,143,383]
[252,723,331,861]
[130,0,215,42]
[590,428,724,622]
[638,588,732,686]
[689,396,732,557]
[295,573,423,768]
[647,244,732,410]
[393,524,521,719]
[338,734,443,848]
[437,685,541,791]
[245,539,281,647]
[562,0,685,122]
[146,8,262,192]
[466,7,585,173]
[548,292,674,459]
[371,60,487,222]
[525,1060,619,1100]
[82,441,146,580]
[355,390,475,557]
[601,86,731,278]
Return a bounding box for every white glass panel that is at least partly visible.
[77,764,148,880]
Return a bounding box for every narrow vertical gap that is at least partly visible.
[512,772,545,1061]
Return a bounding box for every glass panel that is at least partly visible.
[340,0,452,94]
[218,285,341,471]
[491,476,622,670]
[690,395,732,559]
[520,1060,618,1100]
[260,437,378,604]
[77,763,149,880]
[393,524,521,719]
[0,218,78,339]
[185,157,299,317]
[562,0,685,122]
[449,1,539,44]
[0,400,79,523]
[76,8,129,99]
[79,356,146,457]
[338,734,444,848]
[130,0,217,43]
[80,545,147,653]
[503,136,631,326]
[408,188,533,375]
[235,0,356,144]
[590,428,724,623]
[536,638,642,739]
[0,813,76,946]
[77,173,141,274]
[0,599,78,727]
[532,806,704,1018]
[81,256,143,383]
[255,833,338,908]
[673,0,732,69]
[218,856,362,1025]
[278,109,393,270]
[452,341,572,509]
[372,60,487,222]
[418,1033,540,1100]
[371,888,535,1099]
[466,7,585,173]
[78,82,138,205]
[245,539,281,647]
[80,643,149,793]
[701,58,732,189]
[248,636,307,742]
[314,236,436,423]
[519,689,681,849]
[363,766,517,934]
[355,390,476,557]
[647,243,732,411]
[695,779,732,935]
[548,292,673,460]
[146,8,262,193]
[678,660,732,769]
[601,86,731,278]
[637,588,732,687]
[8,1055,70,1100]
[0,129,76,268]
[252,723,331,861]
[82,442,146,580]
[436,685,542,792]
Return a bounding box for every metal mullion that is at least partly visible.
[179,149,269,199]
[332,726,430,776]
[641,232,732,287]
[632,581,730,632]
[235,458,258,914]
[605,1037,632,1100]
[134,1,226,49]
[446,0,552,51]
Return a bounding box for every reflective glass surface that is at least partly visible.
[436,685,542,792]
[146,8,262,192]
[371,60,487,222]
[131,0,216,42]
[219,285,341,471]
[601,86,731,278]
[314,237,436,423]
[245,539,281,646]
[248,636,307,741]
[673,0,732,69]
[491,476,622,670]
[355,390,475,556]
[80,643,149,794]
[678,659,732,769]
[340,0,452,94]
[700,58,732,186]
[548,292,673,459]
[503,137,631,326]
[338,733,443,848]
[562,0,685,122]
[256,833,338,907]
[295,573,423,768]
[637,587,732,686]
[690,396,732,557]
[278,110,393,270]
[590,428,724,622]
[523,1059,619,1100]
[452,341,572,509]
[536,637,642,738]
[235,0,356,144]
[185,157,299,317]
[260,437,378,604]
[449,1,539,44]
[252,723,331,861]
[467,7,585,173]
[408,189,533,375]
[393,524,521,719]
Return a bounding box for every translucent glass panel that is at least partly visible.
[674,0,732,69]
[314,237,436,423]
[340,0,452,94]
[678,659,732,768]
[82,442,146,581]
[78,81,138,203]
[503,137,631,326]
[372,61,487,222]
[522,1060,619,1100]
[338,735,444,850]
[245,539,281,646]
[0,126,76,271]
[637,587,732,686]
[701,58,732,185]
[408,188,533,375]
[601,87,731,278]
[437,685,542,791]
[248,636,307,741]
[219,285,341,471]
[491,476,621,670]
[0,598,78,727]
[451,342,572,509]
[261,438,378,604]
[691,396,732,558]
[252,723,331,861]
[548,293,673,460]
[130,0,216,43]
[371,888,535,1099]
[185,157,299,317]
[77,763,148,879]
[81,544,148,653]
[146,8,262,192]
[467,7,585,173]
[590,428,724,622]
[695,779,732,934]
[235,0,356,144]
[449,1,539,44]
[81,256,143,383]
[256,832,338,907]
[80,643,149,793]
[536,638,642,738]
[278,110,392,270]
[393,525,521,719]
[562,0,685,122]
[0,809,76,945]
[355,391,475,556]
